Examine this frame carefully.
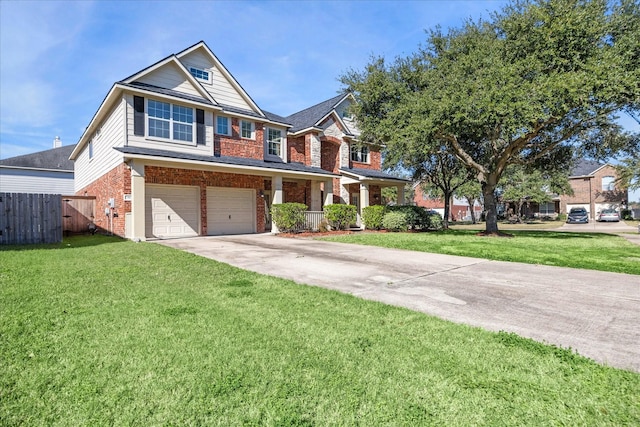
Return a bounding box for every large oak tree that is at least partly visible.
[342,0,639,234]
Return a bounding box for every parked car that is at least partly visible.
[567,207,589,224]
[596,209,620,222]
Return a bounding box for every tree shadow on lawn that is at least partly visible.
[446,229,609,240]
[0,234,127,252]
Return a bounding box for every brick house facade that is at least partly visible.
[71,41,406,239]
[560,161,627,218]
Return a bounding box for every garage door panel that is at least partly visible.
[207,187,255,235]
[146,185,199,238]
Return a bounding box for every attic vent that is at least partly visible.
[189,67,210,83]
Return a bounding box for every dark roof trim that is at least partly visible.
[120,82,216,107]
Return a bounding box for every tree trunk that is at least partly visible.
[442,191,452,229]
[482,183,499,234]
[466,197,477,224]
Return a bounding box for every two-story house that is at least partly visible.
[70,41,406,240]
[560,160,627,219]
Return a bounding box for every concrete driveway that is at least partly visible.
[156,234,640,372]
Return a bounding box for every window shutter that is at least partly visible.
[133,96,145,136]
[196,109,205,145]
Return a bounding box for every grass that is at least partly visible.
[1,235,639,425]
[321,229,640,275]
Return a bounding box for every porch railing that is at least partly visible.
[303,211,325,231]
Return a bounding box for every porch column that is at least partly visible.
[310,181,322,211]
[324,179,334,206]
[359,183,370,230]
[130,161,146,241]
[271,176,283,233]
[397,185,405,205]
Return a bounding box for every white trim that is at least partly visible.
[215,115,231,136]
[0,165,74,173]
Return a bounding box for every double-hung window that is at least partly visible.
[350,144,369,163]
[241,120,254,139]
[602,176,615,191]
[148,100,193,142]
[217,116,230,136]
[267,128,282,157]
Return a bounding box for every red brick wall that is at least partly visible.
[560,165,626,215]
[75,163,131,236]
[413,185,444,209]
[217,118,264,159]
[350,146,382,170]
[288,135,306,164]
[283,181,311,206]
[321,137,341,174]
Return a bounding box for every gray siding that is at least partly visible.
[0,168,74,194]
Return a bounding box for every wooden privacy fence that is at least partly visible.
[0,193,62,245]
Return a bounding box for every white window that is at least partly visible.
[240,120,254,139]
[216,116,230,136]
[148,99,193,142]
[350,144,369,163]
[267,128,282,157]
[189,67,210,83]
[539,202,555,215]
[602,176,615,191]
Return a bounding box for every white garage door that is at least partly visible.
[207,187,255,235]
[146,184,199,238]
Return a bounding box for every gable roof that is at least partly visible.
[570,159,606,178]
[0,145,75,171]
[285,93,353,133]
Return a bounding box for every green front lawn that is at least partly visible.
[321,230,640,275]
[1,236,638,425]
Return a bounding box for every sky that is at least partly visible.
[1,0,638,198]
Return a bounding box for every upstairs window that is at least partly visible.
[602,176,615,191]
[216,116,230,136]
[189,67,210,83]
[267,128,283,157]
[148,99,193,142]
[241,120,255,139]
[350,144,369,163]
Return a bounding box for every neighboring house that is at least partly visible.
[70,41,406,240]
[560,160,627,219]
[412,184,482,221]
[0,141,75,194]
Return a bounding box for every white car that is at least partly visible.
[596,209,620,222]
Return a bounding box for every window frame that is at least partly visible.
[602,176,615,191]
[240,120,255,140]
[189,66,211,84]
[350,144,370,163]
[146,99,195,145]
[266,127,283,158]
[216,116,231,136]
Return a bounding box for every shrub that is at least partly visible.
[621,209,632,220]
[425,211,444,230]
[324,204,357,230]
[557,213,567,221]
[271,203,307,233]
[362,205,386,230]
[382,211,408,232]
[386,205,441,229]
